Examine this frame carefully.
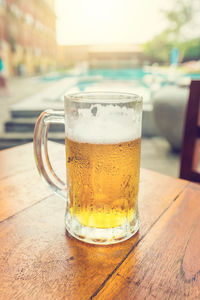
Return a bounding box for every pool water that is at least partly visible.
[40,67,200,83]
[40,67,200,105]
[86,68,149,80]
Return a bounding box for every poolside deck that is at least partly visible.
[0,75,180,178]
[141,137,180,178]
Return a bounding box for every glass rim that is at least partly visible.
[64,91,143,104]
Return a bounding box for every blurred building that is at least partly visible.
[57,44,144,69]
[0,0,56,77]
[88,44,143,69]
[57,45,90,69]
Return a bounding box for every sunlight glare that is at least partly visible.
[55,0,169,45]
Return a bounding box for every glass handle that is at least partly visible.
[33,109,66,198]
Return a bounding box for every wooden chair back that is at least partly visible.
[180,80,200,182]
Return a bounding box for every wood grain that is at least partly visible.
[0,141,65,180]
[0,142,65,222]
[0,171,188,299]
[0,169,52,222]
[93,183,200,300]
[0,143,35,180]
[0,143,190,299]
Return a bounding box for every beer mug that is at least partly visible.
[34,92,143,244]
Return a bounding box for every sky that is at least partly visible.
[55,0,172,45]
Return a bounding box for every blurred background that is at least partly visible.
[0,0,200,177]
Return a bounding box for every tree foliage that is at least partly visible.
[143,31,174,64]
[162,0,193,39]
[143,0,200,64]
[181,38,200,62]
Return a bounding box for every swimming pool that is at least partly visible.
[65,68,159,104]
[40,67,200,106]
[86,68,150,81]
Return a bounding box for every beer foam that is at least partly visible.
[65,105,142,144]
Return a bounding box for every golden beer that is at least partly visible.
[34,91,142,244]
[66,137,141,229]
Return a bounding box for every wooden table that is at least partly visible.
[0,142,200,300]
